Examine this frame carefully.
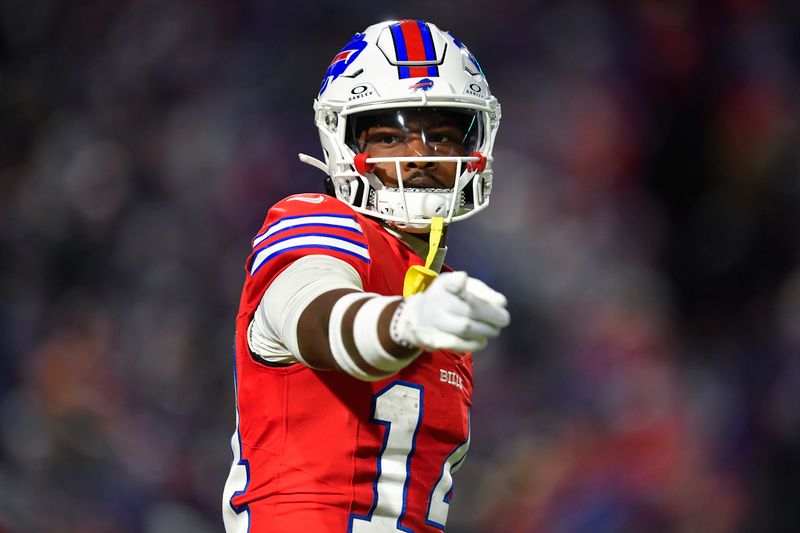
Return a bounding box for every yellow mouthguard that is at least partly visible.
[403,216,444,297]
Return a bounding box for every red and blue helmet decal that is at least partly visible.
[319,33,368,95]
[448,31,484,76]
[390,20,440,79]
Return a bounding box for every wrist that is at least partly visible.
[389,300,418,350]
[353,296,419,366]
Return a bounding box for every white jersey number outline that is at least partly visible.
[350,381,469,532]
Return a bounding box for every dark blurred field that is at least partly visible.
[1,1,799,531]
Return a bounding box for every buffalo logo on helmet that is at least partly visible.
[409,78,434,92]
[319,33,368,95]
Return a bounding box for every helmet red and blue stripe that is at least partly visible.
[390,20,439,79]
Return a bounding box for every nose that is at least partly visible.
[401,135,436,171]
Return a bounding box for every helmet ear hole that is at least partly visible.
[324,176,335,196]
[351,176,369,208]
[461,175,489,209]
[462,177,476,208]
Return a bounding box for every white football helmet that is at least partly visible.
[299,20,501,230]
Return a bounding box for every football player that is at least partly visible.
[223,19,509,532]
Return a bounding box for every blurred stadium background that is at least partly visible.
[1,0,799,531]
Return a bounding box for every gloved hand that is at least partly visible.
[391,271,510,352]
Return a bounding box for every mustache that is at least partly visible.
[403,171,446,188]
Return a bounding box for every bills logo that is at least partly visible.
[319,33,367,95]
[330,49,357,65]
[448,32,483,75]
[409,78,434,92]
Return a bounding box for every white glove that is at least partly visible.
[391,271,510,352]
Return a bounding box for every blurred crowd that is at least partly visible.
[1,0,799,532]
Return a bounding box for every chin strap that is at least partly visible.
[403,216,444,297]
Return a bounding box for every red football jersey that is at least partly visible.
[223,194,473,533]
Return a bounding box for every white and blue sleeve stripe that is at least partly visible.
[250,233,370,275]
[252,214,363,248]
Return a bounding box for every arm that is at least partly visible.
[297,288,419,379]
[249,255,418,380]
[249,255,510,381]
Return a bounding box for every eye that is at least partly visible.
[380,135,402,145]
[427,133,452,143]
[363,127,405,149]
[427,126,464,146]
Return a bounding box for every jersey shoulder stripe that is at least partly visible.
[250,232,370,275]
[252,213,363,248]
[246,195,373,282]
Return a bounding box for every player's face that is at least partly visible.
[352,109,478,189]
